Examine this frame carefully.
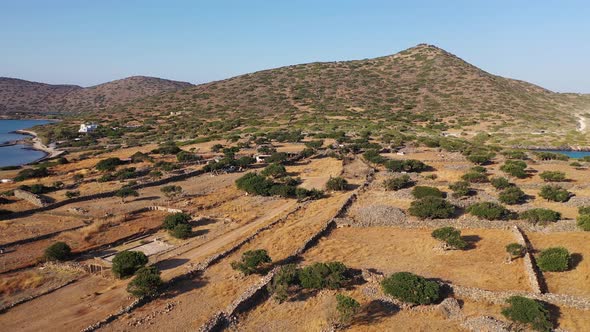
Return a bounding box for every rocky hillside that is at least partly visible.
[129,44,589,130]
[0,76,193,114]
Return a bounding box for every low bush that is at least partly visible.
[383,175,413,191]
[170,223,192,239]
[431,227,467,249]
[577,214,590,231]
[65,190,80,198]
[409,197,455,219]
[385,159,428,172]
[491,177,511,190]
[261,163,287,178]
[115,187,139,202]
[163,212,191,230]
[539,185,571,202]
[449,181,472,198]
[235,173,274,195]
[498,186,527,205]
[467,202,511,220]
[467,153,494,165]
[506,243,526,260]
[537,247,570,272]
[14,167,49,182]
[381,272,440,305]
[519,208,561,224]
[326,177,348,191]
[578,206,590,215]
[500,160,527,178]
[298,262,348,290]
[112,251,148,278]
[363,149,387,164]
[127,266,163,297]
[268,264,298,302]
[461,171,488,183]
[534,151,568,161]
[335,294,360,325]
[501,296,552,332]
[539,171,566,182]
[96,157,123,172]
[411,186,444,199]
[44,242,71,261]
[231,249,272,275]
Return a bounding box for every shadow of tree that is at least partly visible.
[355,299,400,325]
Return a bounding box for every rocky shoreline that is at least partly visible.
[2,129,63,165]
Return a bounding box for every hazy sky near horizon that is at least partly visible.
[1,1,589,92]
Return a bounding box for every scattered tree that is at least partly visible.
[162,212,191,230]
[409,197,455,219]
[261,163,287,178]
[44,242,71,261]
[577,214,590,231]
[506,243,526,260]
[231,249,272,275]
[383,174,413,191]
[127,266,163,297]
[500,160,528,179]
[411,186,444,199]
[539,171,566,182]
[96,157,123,172]
[112,251,148,278]
[501,296,552,332]
[519,208,561,224]
[160,185,183,200]
[539,185,571,202]
[537,247,571,272]
[461,171,488,183]
[298,262,348,289]
[449,181,472,198]
[115,187,139,203]
[491,177,511,190]
[326,177,348,191]
[467,202,511,220]
[431,227,467,250]
[498,186,527,205]
[335,294,361,325]
[381,272,440,305]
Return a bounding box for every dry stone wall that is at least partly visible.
[13,189,48,207]
[510,226,544,294]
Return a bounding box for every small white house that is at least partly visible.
[79,123,99,133]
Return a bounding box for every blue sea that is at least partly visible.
[0,119,53,167]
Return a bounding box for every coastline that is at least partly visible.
[12,129,64,163]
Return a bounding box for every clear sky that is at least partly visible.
[1,0,589,92]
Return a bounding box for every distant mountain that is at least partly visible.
[0,76,193,114]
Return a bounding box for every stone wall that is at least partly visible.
[510,226,544,294]
[13,189,47,207]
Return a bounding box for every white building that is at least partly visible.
[79,123,99,133]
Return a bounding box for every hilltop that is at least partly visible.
[120,44,590,146]
[0,76,193,114]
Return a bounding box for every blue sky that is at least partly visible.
[1,1,589,92]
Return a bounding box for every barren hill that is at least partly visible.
[0,76,193,114]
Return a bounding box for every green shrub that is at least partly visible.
[162,212,191,230]
[506,243,526,260]
[127,266,163,297]
[14,167,49,181]
[160,185,182,199]
[298,262,348,290]
[381,272,440,305]
[411,186,444,199]
[578,206,590,215]
[96,157,123,172]
[519,209,561,224]
[236,173,274,195]
[431,227,467,250]
[112,251,148,278]
[335,294,360,325]
[363,149,387,164]
[115,187,139,202]
[461,171,488,183]
[261,163,287,178]
[385,159,428,172]
[467,153,494,165]
[266,152,289,164]
[326,177,348,191]
[498,186,527,205]
[409,197,455,219]
[176,150,202,162]
[534,151,568,161]
[383,175,413,191]
[501,296,552,332]
[491,177,511,190]
[467,202,511,220]
[500,160,527,178]
[170,223,192,239]
[65,190,80,198]
[577,214,590,231]
[449,181,472,198]
[268,264,298,302]
[44,242,71,261]
[231,249,272,275]
[537,247,570,272]
[539,171,566,182]
[539,185,571,202]
[502,150,528,160]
